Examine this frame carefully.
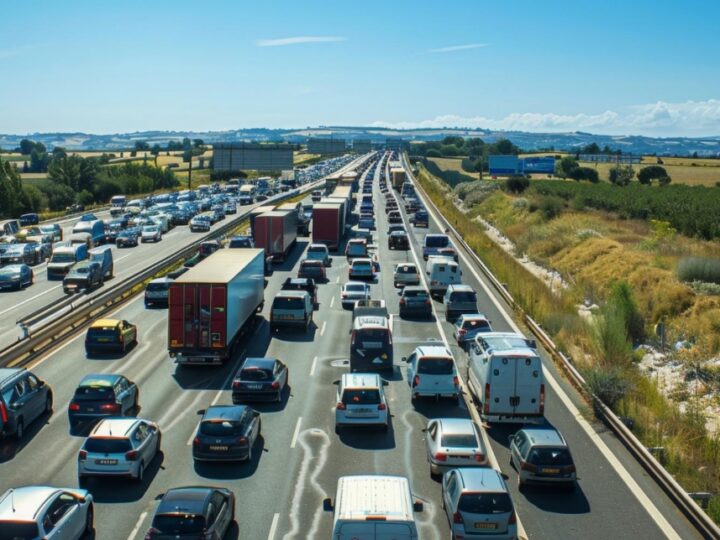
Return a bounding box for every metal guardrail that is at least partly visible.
[0,153,373,369]
[402,155,720,540]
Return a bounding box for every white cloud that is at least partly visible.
[372,99,720,136]
[256,36,346,47]
[429,43,488,53]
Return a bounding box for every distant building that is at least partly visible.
[352,139,372,153]
[307,138,347,154]
[578,154,642,164]
[213,143,293,171]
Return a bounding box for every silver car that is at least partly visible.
[393,262,420,288]
[509,427,577,490]
[78,417,161,484]
[0,485,94,539]
[425,418,488,477]
[341,281,370,309]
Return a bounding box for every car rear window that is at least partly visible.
[528,447,573,466]
[51,253,75,263]
[152,514,206,534]
[396,265,415,274]
[441,433,478,447]
[353,261,371,269]
[240,368,272,381]
[87,328,119,341]
[308,246,325,253]
[85,438,132,453]
[74,385,115,400]
[417,357,454,375]
[146,282,169,292]
[272,297,304,310]
[342,389,380,405]
[200,420,242,436]
[403,290,427,299]
[425,235,449,248]
[0,521,39,538]
[458,492,513,514]
[451,292,476,302]
[462,319,490,331]
[355,328,390,346]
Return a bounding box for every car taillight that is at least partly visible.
[431,280,438,285]
[125,450,139,461]
[350,331,357,345]
[540,383,545,414]
[425,299,431,305]
[484,384,491,415]
[564,464,577,473]
[336,402,346,410]
[232,380,241,389]
[378,403,386,410]
[271,381,280,389]
[145,527,160,539]
[509,511,517,525]
[69,403,80,412]
[193,436,200,446]
[474,453,485,463]
[78,450,87,461]
[457,328,467,336]
[434,452,447,462]
[0,401,8,423]
[237,436,248,445]
[412,375,420,387]
[100,403,120,412]
[341,293,347,298]
[452,512,463,523]
[520,461,538,472]
[453,376,459,387]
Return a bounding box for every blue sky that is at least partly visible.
[1,0,719,136]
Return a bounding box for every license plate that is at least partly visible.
[209,445,228,451]
[247,384,262,390]
[276,315,293,320]
[97,338,110,342]
[543,468,560,474]
[474,523,497,529]
[363,342,382,349]
[86,408,95,412]
[353,408,372,413]
[96,459,117,465]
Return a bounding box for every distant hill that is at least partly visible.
[1,127,718,156]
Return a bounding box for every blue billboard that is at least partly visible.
[521,157,556,174]
[489,155,557,175]
[488,155,519,175]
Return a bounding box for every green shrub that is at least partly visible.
[538,195,564,219]
[677,256,720,285]
[505,175,530,193]
[584,366,633,409]
[77,189,95,206]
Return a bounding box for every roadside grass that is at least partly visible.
[416,163,720,522]
[578,161,720,186]
[294,152,322,166]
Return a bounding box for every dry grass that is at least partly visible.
[579,161,720,186]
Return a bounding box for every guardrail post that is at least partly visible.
[647,446,666,465]
[689,492,713,510]
[19,323,29,340]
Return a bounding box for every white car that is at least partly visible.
[335,373,389,432]
[404,346,460,403]
[341,281,370,309]
[393,262,420,288]
[141,225,162,243]
[425,418,488,478]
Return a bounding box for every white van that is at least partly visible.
[323,475,423,540]
[467,332,544,423]
[72,219,105,247]
[425,255,462,297]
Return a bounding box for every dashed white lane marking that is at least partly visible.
[126,511,148,540]
[329,296,335,308]
[310,356,318,376]
[267,513,280,540]
[319,321,327,336]
[290,417,302,449]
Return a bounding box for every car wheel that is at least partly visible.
[136,462,144,483]
[132,392,139,414]
[45,394,53,414]
[246,444,253,463]
[155,432,162,455]
[276,390,282,403]
[84,504,94,535]
[14,419,24,441]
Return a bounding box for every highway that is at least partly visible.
[0,155,704,539]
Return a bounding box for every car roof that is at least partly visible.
[157,487,213,515]
[0,368,23,385]
[90,418,139,438]
[335,475,412,522]
[353,315,389,329]
[415,345,452,358]
[437,418,476,435]
[447,284,474,292]
[455,468,507,493]
[520,427,567,447]
[203,405,247,421]
[0,486,62,520]
[242,357,277,370]
[402,285,427,293]
[90,319,121,328]
[341,372,382,389]
[79,373,121,386]
[285,278,312,285]
[149,277,172,285]
[275,291,308,299]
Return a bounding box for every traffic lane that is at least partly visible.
[401,182,686,538]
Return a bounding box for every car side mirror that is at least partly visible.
[323,498,334,512]
[196,409,206,415]
[9,402,19,410]
[402,356,408,363]
[529,339,537,349]
[38,379,45,387]
[413,501,424,512]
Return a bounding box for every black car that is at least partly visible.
[116,228,140,247]
[232,357,289,403]
[0,368,52,440]
[281,277,317,306]
[192,405,261,462]
[68,373,138,430]
[228,235,254,248]
[399,286,432,319]
[388,231,409,250]
[19,213,39,226]
[413,210,429,228]
[145,487,235,539]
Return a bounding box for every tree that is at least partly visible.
[150,144,161,156]
[557,156,578,178]
[0,160,24,217]
[134,141,150,151]
[608,165,634,186]
[20,185,47,213]
[182,138,192,151]
[30,149,50,172]
[505,175,530,193]
[637,165,669,185]
[494,138,519,155]
[48,155,99,193]
[442,136,464,148]
[19,139,35,155]
[569,166,599,183]
[581,142,601,154]
[40,183,75,211]
[193,139,205,148]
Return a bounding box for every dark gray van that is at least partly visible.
[350,316,393,372]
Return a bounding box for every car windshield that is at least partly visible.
[200,420,242,436]
[403,290,427,299]
[528,447,573,466]
[74,385,114,400]
[353,262,371,269]
[308,246,325,254]
[346,284,366,292]
[0,522,39,539]
[348,245,366,254]
[152,514,206,534]
[342,389,380,405]
[147,282,169,292]
[240,368,272,381]
[73,266,90,274]
[356,328,389,346]
[458,492,513,514]
[441,433,478,447]
[417,357,454,375]
[143,226,158,232]
[396,265,415,274]
[272,297,304,310]
[425,235,449,248]
[85,438,132,454]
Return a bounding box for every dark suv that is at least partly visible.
[146,486,236,539]
[0,368,53,440]
[281,277,318,307]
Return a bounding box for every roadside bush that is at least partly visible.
[677,256,720,285]
[39,183,75,211]
[608,281,645,343]
[426,149,442,158]
[77,190,95,206]
[538,195,564,219]
[505,175,530,193]
[20,185,47,213]
[690,281,720,296]
[584,366,633,409]
[569,166,600,183]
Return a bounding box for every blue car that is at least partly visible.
[19,213,39,226]
[0,264,34,290]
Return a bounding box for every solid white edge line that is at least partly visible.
[310,356,318,376]
[126,511,148,540]
[290,417,302,448]
[267,512,280,540]
[407,155,678,539]
[330,296,335,308]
